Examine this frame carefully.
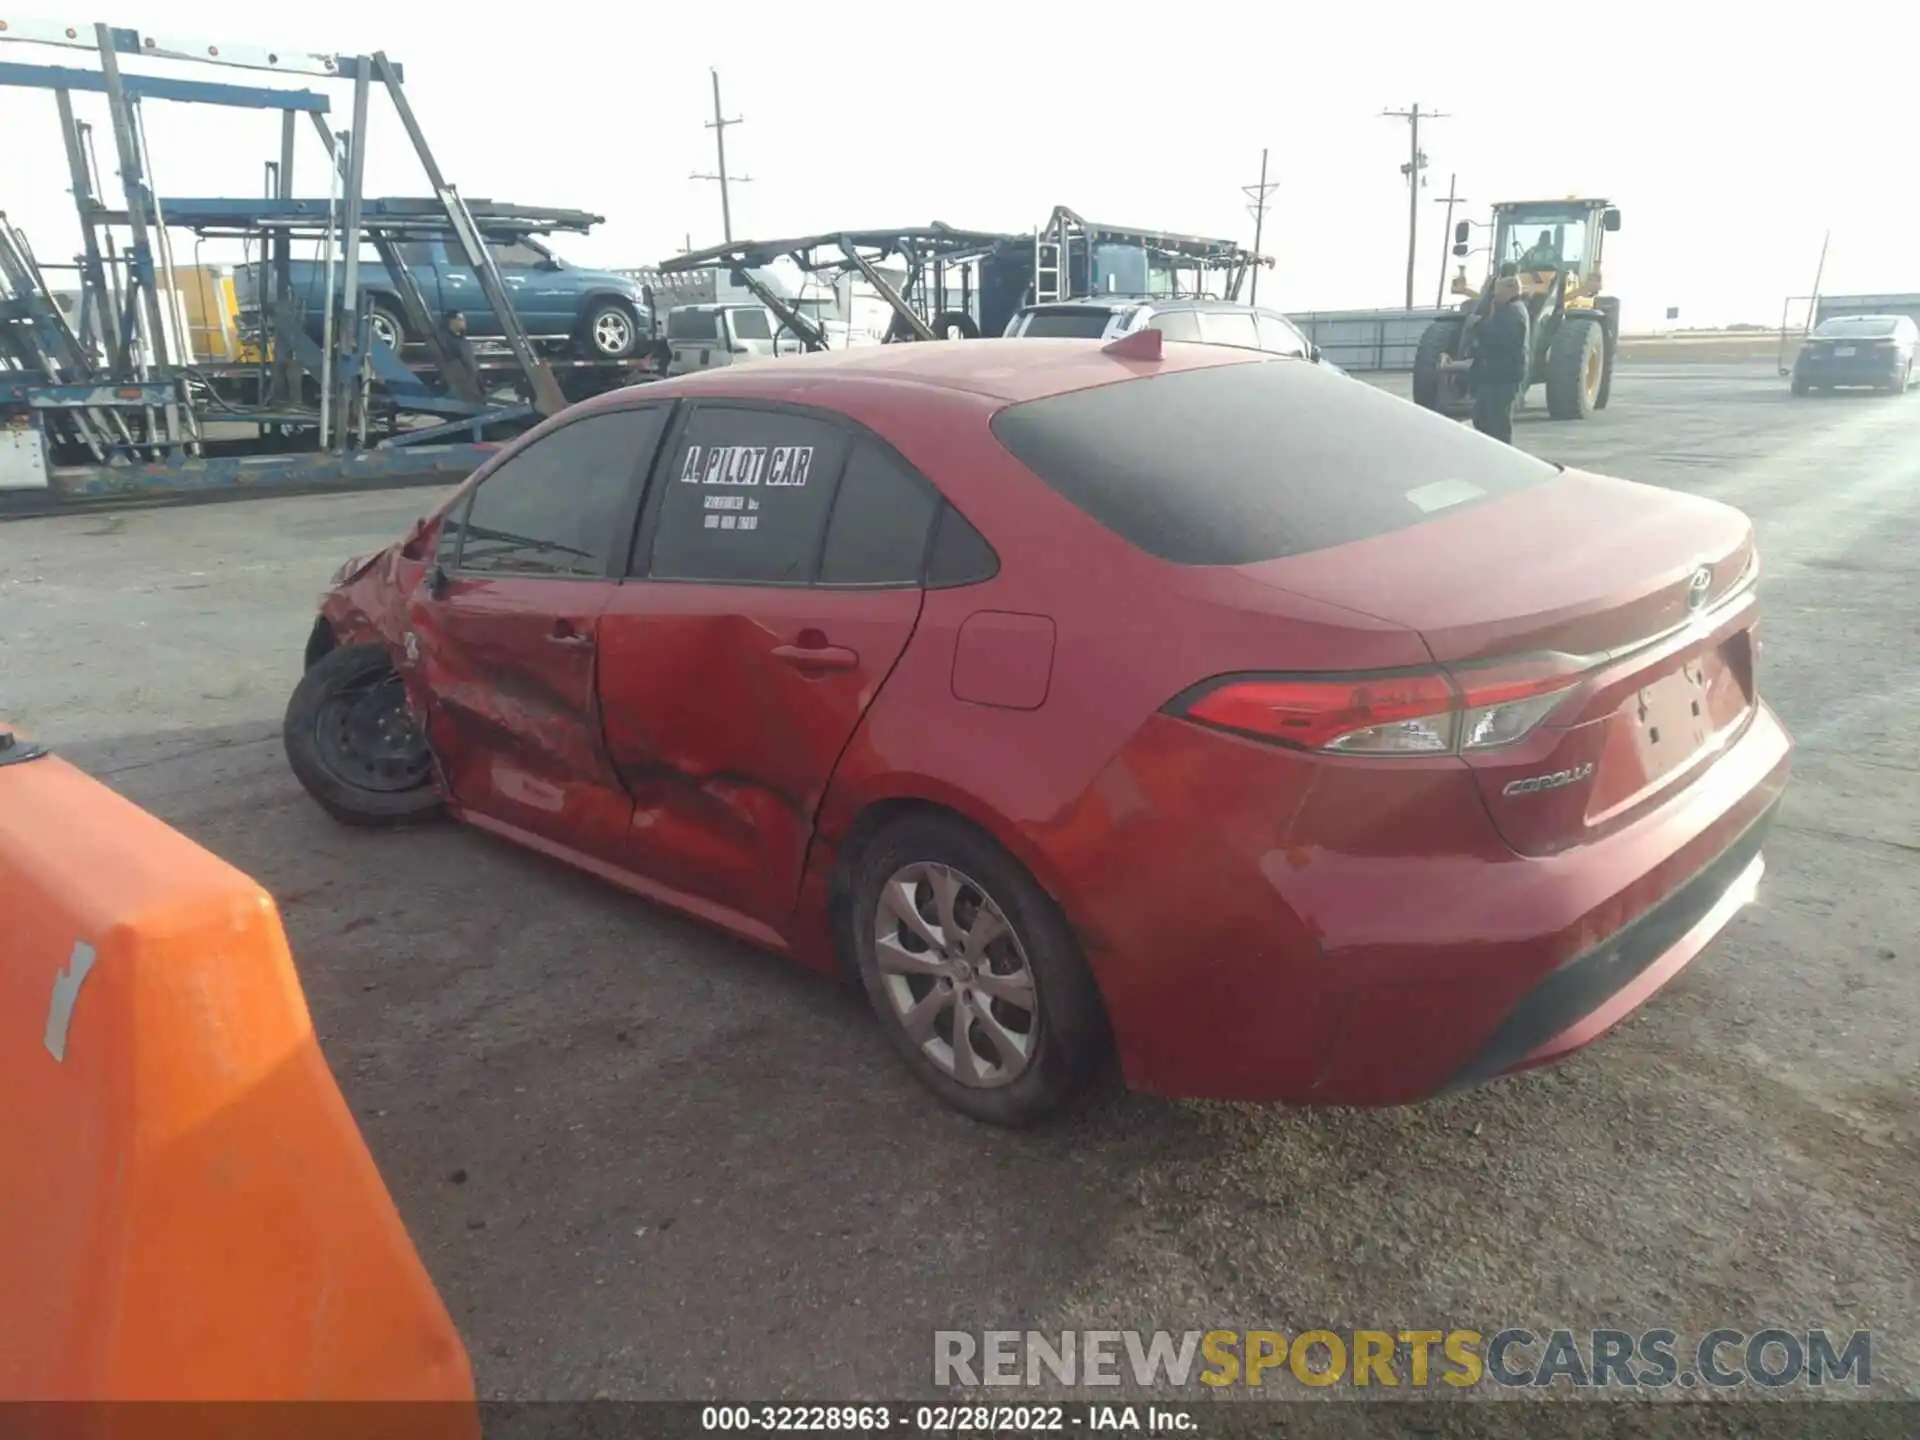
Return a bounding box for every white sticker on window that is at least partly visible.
[766,445,814,487]
[702,445,767,486]
[1405,478,1487,513]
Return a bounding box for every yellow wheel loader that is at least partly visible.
[1413,197,1622,421]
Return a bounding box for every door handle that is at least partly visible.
[771,642,858,671]
[546,621,593,649]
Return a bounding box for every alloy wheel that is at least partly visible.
[369,310,404,351]
[872,861,1039,1088]
[592,309,634,356]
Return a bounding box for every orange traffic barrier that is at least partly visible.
[0,733,477,1432]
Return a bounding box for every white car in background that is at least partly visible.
[1003,296,1347,374]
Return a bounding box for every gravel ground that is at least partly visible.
[2,360,1915,1411]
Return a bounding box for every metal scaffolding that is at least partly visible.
[0,18,592,502]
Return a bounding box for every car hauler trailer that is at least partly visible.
[0,19,653,511]
[654,206,1271,352]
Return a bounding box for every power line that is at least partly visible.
[1381,103,1446,309]
[690,68,752,245]
[1433,173,1466,309]
[1241,148,1278,306]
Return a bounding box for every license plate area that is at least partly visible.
[1586,639,1751,823]
[1835,345,1856,357]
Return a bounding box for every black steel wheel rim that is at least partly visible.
[312,672,432,793]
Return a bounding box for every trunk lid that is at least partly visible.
[1248,469,1762,854]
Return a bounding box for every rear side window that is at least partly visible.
[1146,310,1202,342]
[818,440,941,586]
[642,404,850,584]
[1019,309,1118,339]
[448,407,663,578]
[990,359,1559,566]
[1197,311,1259,349]
[925,505,999,588]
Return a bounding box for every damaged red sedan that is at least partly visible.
[288,335,1791,1127]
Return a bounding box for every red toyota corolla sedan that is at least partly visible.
[288,334,1790,1127]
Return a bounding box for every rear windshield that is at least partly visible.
[1811,316,1900,338]
[1018,309,1120,339]
[990,358,1560,565]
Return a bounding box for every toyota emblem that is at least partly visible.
[1686,567,1713,612]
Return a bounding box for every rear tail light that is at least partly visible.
[1175,655,1590,757]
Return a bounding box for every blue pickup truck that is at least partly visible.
[234,233,656,360]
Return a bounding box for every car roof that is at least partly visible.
[590,336,1270,407]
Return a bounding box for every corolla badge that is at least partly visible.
[1502,762,1595,797]
[1686,566,1713,612]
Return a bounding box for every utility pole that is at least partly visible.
[1241,148,1278,306]
[1433,173,1465,309]
[690,68,752,244]
[1805,229,1831,332]
[1381,103,1445,308]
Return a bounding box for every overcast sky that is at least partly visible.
[2,2,1914,330]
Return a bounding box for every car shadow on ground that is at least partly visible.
[56,721,1920,1399]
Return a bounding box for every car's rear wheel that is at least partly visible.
[848,814,1109,1127]
[284,642,442,827]
[1790,370,1810,396]
[1888,359,1913,395]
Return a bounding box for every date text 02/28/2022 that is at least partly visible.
[697,1403,1189,1432]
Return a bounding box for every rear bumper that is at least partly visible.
[1440,796,1774,1092]
[1796,355,1904,386]
[1075,701,1791,1106]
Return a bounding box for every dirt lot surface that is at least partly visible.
[4,360,1916,1409]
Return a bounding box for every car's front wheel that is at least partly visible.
[580,301,642,360]
[366,301,407,353]
[283,642,443,827]
[848,814,1110,1127]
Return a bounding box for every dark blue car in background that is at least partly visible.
[236,232,654,360]
[1791,314,1918,396]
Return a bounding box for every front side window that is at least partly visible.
[446,407,664,579]
[667,309,721,342]
[643,405,851,584]
[728,308,774,341]
[1255,312,1310,357]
